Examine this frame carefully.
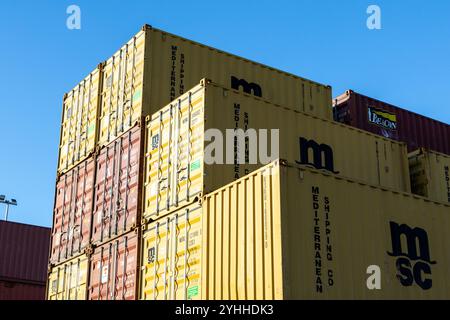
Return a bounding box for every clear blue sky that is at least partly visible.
[0,1,449,227]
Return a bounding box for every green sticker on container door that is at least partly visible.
[132,90,142,102]
[190,160,201,172]
[187,286,199,299]
[87,123,96,136]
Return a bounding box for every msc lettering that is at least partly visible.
[297,138,339,174]
[388,222,436,290]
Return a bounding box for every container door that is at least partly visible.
[99,30,146,147]
[92,127,141,244]
[51,158,94,264]
[143,87,205,221]
[47,267,60,300]
[58,69,100,174]
[89,233,138,300]
[48,257,88,300]
[140,205,203,300]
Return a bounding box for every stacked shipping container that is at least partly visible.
[141,160,450,300]
[48,24,450,300]
[0,221,50,300]
[57,66,103,175]
[49,123,144,300]
[408,149,450,204]
[47,255,88,300]
[50,157,95,266]
[142,79,410,222]
[47,24,333,300]
[97,24,332,150]
[87,123,143,300]
[138,82,449,300]
[333,90,450,154]
[49,72,97,299]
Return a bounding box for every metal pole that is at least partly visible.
[4,204,9,221]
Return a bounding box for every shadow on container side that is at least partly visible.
[409,148,450,204]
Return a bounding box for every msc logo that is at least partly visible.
[387,221,436,290]
[296,138,339,174]
[368,106,397,130]
[231,76,262,97]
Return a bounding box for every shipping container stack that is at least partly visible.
[48,24,450,300]
[48,63,145,300]
[48,66,101,300]
[47,24,334,300]
[87,122,143,300]
[141,160,450,299]
[138,78,449,299]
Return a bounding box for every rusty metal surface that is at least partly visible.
[50,156,96,265]
[92,125,143,245]
[88,232,138,300]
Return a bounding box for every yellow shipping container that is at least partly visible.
[142,80,410,221]
[140,160,450,300]
[47,254,89,300]
[140,206,203,300]
[409,148,450,204]
[58,65,102,174]
[98,24,332,147]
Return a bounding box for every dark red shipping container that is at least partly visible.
[50,156,95,266]
[88,231,139,300]
[0,280,45,300]
[92,125,143,245]
[0,221,50,284]
[333,90,450,154]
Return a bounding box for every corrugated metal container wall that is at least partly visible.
[98,25,332,147]
[88,232,138,300]
[333,90,450,155]
[92,125,143,245]
[0,221,50,283]
[140,205,203,300]
[409,149,450,203]
[142,80,410,221]
[140,160,450,300]
[47,254,89,300]
[58,66,102,174]
[50,156,95,266]
[0,281,45,300]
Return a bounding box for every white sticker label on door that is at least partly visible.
[101,265,109,284]
[150,183,158,197]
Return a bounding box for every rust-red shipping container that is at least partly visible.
[50,156,95,266]
[88,231,139,300]
[333,90,450,154]
[0,280,46,300]
[0,221,50,284]
[92,125,143,245]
